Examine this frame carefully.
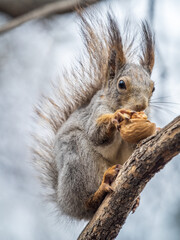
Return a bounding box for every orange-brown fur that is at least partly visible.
[96,113,114,126]
[85,165,121,211]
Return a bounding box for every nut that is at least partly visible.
[131,111,147,120]
[120,111,156,143]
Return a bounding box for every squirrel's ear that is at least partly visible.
[107,13,126,80]
[107,49,117,79]
[140,21,155,74]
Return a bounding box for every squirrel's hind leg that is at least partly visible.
[85,164,122,211]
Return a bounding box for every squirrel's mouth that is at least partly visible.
[120,105,150,118]
[132,104,148,112]
[123,106,147,113]
[124,99,149,112]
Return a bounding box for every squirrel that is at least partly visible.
[33,11,155,220]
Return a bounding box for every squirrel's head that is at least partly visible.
[106,63,155,112]
[103,16,155,113]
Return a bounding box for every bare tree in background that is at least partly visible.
[0,0,101,16]
[0,0,104,34]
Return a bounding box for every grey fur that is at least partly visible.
[33,11,155,220]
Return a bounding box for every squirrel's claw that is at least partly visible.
[100,164,122,195]
[112,109,135,130]
[103,164,122,185]
[112,118,121,130]
[101,183,114,193]
[118,109,136,117]
[112,112,126,130]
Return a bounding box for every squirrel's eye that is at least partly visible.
[152,86,155,93]
[118,80,126,90]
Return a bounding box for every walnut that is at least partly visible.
[131,111,147,120]
[120,111,156,143]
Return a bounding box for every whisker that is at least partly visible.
[150,101,180,106]
[152,94,180,101]
[151,96,173,100]
[150,105,178,115]
[151,107,177,116]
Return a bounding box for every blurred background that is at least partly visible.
[0,0,180,239]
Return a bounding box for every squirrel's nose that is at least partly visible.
[134,104,146,111]
[132,100,148,112]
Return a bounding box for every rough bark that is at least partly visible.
[0,0,102,34]
[78,116,180,240]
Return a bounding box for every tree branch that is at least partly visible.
[0,0,102,34]
[78,116,180,240]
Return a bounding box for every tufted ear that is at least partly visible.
[107,13,126,80]
[140,21,155,74]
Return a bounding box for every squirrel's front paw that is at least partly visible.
[102,164,122,192]
[112,109,135,130]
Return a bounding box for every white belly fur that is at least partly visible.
[97,131,135,165]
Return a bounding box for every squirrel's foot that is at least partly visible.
[85,164,122,211]
[112,109,135,131]
[102,164,122,191]
[131,195,140,214]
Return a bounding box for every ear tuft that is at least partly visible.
[107,13,126,80]
[140,21,155,74]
